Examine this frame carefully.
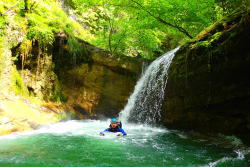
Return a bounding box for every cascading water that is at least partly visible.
[119,47,180,124]
[0,49,249,167]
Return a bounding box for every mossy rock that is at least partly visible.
[162,11,250,145]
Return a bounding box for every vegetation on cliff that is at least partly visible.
[0,0,92,100]
[0,0,78,134]
[0,0,92,57]
[0,0,249,136]
[1,0,249,61]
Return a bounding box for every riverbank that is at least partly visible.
[0,93,67,136]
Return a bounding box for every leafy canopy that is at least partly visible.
[67,0,217,58]
[1,0,248,59]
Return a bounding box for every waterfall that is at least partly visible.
[119,47,180,124]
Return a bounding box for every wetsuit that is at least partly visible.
[109,122,122,128]
[100,126,127,135]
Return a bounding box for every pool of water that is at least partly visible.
[0,120,249,167]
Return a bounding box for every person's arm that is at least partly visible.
[118,128,127,135]
[100,128,110,135]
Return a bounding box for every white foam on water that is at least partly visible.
[206,157,233,167]
[203,149,249,167]
[0,120,168,141]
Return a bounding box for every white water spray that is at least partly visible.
[119,47,180,124]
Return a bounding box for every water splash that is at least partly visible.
[0,120,167,142]
[119,47,180,124]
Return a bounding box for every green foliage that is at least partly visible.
[0,15,7,79]
[0,0,93,54]
[24,0,31,12]
[67,36,82,55]
[68,0,217,58]
[26,22,54,47]
[215,0,249,18]
[1,0,247,60]
[0,52,3,78]
[0,16,6,37]
[11,67,29,96]
[66,0,249,58]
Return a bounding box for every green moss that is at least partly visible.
[11,67,28,96]
[50,80,68,102]
[210,32,223,43]
[191,31,224,50]
[67,36,82,54]
[27,26,54,45]
[191,41,210,49]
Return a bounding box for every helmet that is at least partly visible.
[111,118,117,123]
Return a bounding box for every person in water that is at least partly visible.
[109,119,122,128]
[100,118,127,136]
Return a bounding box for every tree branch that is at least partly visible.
[129,0,193,39]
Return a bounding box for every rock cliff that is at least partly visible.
[163,11,250,143]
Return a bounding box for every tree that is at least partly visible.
[68,0,217,58]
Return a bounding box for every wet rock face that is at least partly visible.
[7,31,143,119]
[53,37,143,118]
[162,12,250,143]
[61,63,137,118]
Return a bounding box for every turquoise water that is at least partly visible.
[0,120,249,167]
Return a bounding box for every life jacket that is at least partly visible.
[109,126,120,133]
[109,122,122,129]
